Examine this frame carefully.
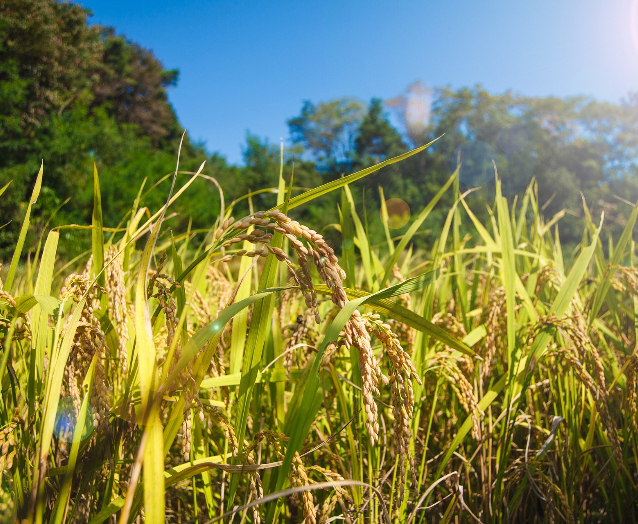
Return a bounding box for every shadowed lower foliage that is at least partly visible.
[1,143,638,524]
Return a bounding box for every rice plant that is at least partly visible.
[1,139,638,523]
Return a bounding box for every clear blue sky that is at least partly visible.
[79,0,638,164]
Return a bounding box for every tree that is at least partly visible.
[0,0,102,166]
[0,0,207,257]
[354,98,406,166]
[352,98,413,225]
[92,29,181,147]
[424,85,624,244]
[288,97,365,172]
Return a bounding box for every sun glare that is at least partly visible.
[631,0,638,60]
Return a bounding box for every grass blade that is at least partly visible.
[588,199,638,324]
[5,161,43,292]
[271,270,441,514]
[273,138,441,212]
[313,284,474,356]
[380,171,456,287]
[143,409,165,524]
[92,163,105,287]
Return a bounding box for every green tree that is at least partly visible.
[0,0,209,257]
[0,0,102,253]
[288,97,365,172]
[93,29,181,147]
[423,85,625,244]
[0,0,102,167]
[354,98,406,165]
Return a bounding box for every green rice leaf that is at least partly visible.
[143,409,165,524]
[495,181,517,376]
[92,163,105,287]
[460,192,498,248]
[134,227,159,413]
[200,369,304,389]
[340,190,356,289]
[313,284,474,356]
[0,180,10,199]
[274,138,440,211]
[588,199,638,325]
[14,294,59,315]
[229,250,254,374]
[164,455,227,487]
[344,184,375,290]
[233,251,280,467]
[380,171,456,287]
[272,269,441,505]
[87,499,126,524]
[378,186,395,255]
[29,231,59,417]
[36,296,85,504]
[5,161,43,292]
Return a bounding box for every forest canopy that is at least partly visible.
[2,0,638,258]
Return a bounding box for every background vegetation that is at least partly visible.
[4,0,638,259]
[2,1,638,523]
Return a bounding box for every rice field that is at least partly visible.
[1,139,638,523]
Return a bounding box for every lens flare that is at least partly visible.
[341,238,354,250]
[53,397,94,443]
[631,0,638,58]
[453,141,498,187]
[382,198,411,229]
[497,124,528,155]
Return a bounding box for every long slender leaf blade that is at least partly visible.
[496,183,517,375]
[229,248,253,374]
[192,411,215,518]
[30,232,59,413]
[143,410,165,524]
[135,232,158,413]
[87,499,125,524]
[340,191,356,289]
[313,284,473,356]
[344,184,375,290]
[6,161,43,292]
[378,186,395,255]
[460,192,497,249]
[380,171,456,286]
[272,270,441,502]
[234,252,280,456]
[273,138,440,212]
[589,200,638,324]
[37,297,85,495]
[0,180,10,199]
[92,163,105,287]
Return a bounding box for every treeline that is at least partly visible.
[3,0,638,259]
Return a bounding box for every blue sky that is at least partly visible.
[79,0,638,164]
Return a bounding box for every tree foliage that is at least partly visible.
[0,0,217,256]
[94,29,181,146]
[288,97,366,171]
[2,0,638,261]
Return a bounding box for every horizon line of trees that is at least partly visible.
[3,0,638,259]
